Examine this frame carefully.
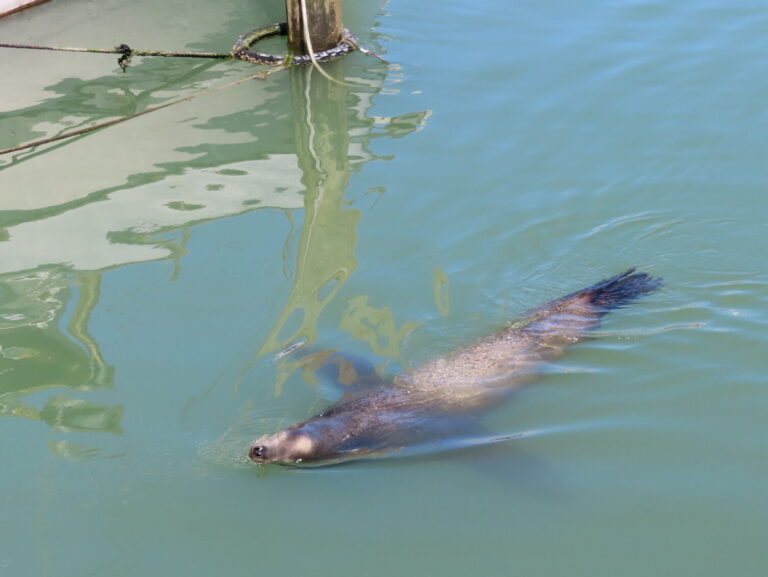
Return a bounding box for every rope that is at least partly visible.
[0,22,385,155]
[0,42,232,71]
[0,21,382,69]
[0,66,286,156]
[0,42,231,59]
[231,22,360,65]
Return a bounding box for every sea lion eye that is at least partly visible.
[249,445,267,461]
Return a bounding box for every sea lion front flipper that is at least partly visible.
[317,351,386,390]
[277,346,388,393]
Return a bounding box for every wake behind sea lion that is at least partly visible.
[249,269,662,466]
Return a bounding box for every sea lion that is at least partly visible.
[249,268,662,466]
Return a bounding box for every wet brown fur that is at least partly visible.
[249,269,662,466]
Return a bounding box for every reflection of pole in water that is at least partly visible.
[250,67,429,397]
[238,4,433,396]
[254,65,359,396]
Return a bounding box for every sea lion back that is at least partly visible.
[397,269,662,406]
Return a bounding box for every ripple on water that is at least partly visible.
[198,408,296,470]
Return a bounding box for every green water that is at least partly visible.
[1,0,767,575]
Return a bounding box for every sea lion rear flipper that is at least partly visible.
[520,268,662,340]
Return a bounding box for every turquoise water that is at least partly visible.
[1,0,767,575]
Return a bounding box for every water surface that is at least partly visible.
[1,0,767,576]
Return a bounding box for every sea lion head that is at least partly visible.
[249,415,355,465]
[249,429,317,464]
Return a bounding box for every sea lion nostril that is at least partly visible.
[249,445,266,460]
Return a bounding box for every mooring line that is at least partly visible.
[0,66,287,157]
[0,42,231,59]
[0,21,386,156]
